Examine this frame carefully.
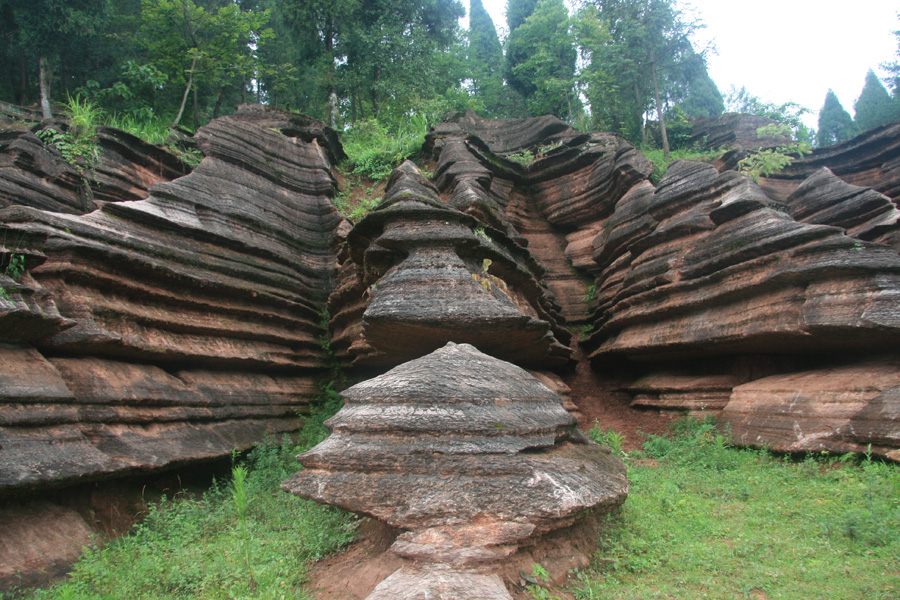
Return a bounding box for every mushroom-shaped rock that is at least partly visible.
[282,342,628,582]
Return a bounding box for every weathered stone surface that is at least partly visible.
[722,359,900,461]
[426,110,651,324]
[283,342,628,572]
[786,167,900,250]
[748,120,900,203]
[0,105,342,491]
[0,125,192,214]
[364,565,513,600]
[0,501,96,590]
[584,160,900,360]
[329,160,571,367]
[688,113,787,150]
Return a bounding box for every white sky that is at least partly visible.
[473,0,900,129]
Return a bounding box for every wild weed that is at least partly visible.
[587,420,626,457]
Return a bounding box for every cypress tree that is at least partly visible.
[468,0,505,115]
[854,69,900,132]
[506,0,539,31]
[817,90,857,147]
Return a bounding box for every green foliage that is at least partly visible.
[505,0,579,121]
[817,89,858,147]
[724,86,815,144]
[523,562,565,600]
[36,95,103,176]
[641,146,724,183]
[0,252,26,299]
[341,114,429,180]
[575,0,713,145]
[587,420,627,457]
[738,123,812,182]
[570,417,900,600]
[854,69,900,133]
[15,426,354,600]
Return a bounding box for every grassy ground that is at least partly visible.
[575,418,900,600]
[6,394,354,600]
[9,415,898,600]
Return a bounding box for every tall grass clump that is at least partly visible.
[572,417,900,600]
[11,393,354,600]
[104,113,171,146]
[341,113,429,180]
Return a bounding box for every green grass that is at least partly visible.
[572,418,900,600]
[341,115,428,181]
[8,392,354,600]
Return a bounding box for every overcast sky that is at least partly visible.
[473,0,899,129]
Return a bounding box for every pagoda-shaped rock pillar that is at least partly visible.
[283,342,628,599]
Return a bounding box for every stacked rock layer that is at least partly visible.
[424,111,900,461]
[284,343,628,600]
[0,105,343,491]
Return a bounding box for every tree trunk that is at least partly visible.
[39,55,52,120]
[241,74,247,104]
[329,90,338,129]
[17,47,27,105]
[172,54,198,127]
[649,49,670,158]
[192,86,199,129]
[212,88,225,119]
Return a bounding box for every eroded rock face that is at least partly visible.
[723,359,900,461]
[283,342,628,598]
[0,125,193,214]
[329,160,572,368]
[0,105,343,491]
[786,167,900,250]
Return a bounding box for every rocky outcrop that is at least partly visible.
[746,120,900,203]
[0,105,343,492]
[283,342,628,600]
[0,125,193,214]
[328,159,572,368]
[786,167,900,250]
[723,359,900,461]
[689,113,788,150]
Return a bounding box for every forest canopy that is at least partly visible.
[1,0,897,151]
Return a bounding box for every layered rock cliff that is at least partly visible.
[424,111,900,461]
[0,105,343,492]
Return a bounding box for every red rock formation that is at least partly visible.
[283,342,627,600]
[0,105,343,491]
[0,125,193,214]
[329,160,572,368]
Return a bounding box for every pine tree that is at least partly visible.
[817,90,857,147]
[854,69,900,132]
[469,0,506,114]
[506,0,540,31]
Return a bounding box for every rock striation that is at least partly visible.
[328,159,572,368]
[283,342,628,600]
[0,105,343,491]
[425,111,900,461]
[0,125,193,214]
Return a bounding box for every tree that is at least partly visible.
[576,0,709,156]
[468,0,504,114]
[854,69,899,133]
[137,0,273,127]
[2,0,112,118]
[817,89,856,147]
[506,0,540,31]
[504,0,578,120]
